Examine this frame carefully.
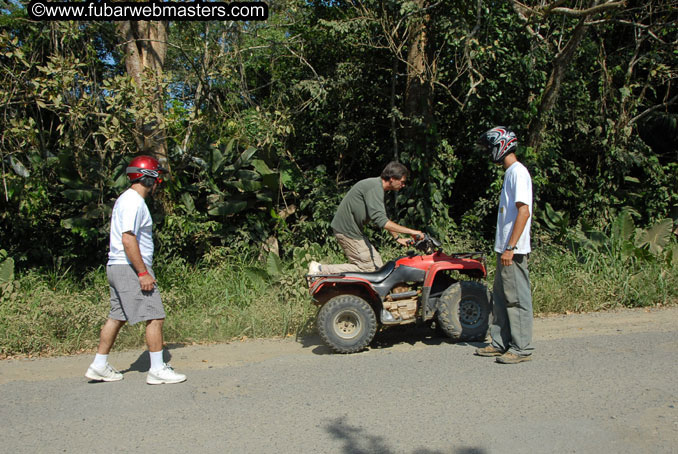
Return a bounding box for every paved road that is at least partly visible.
[1,307,677,453]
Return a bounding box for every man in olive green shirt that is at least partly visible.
[309,162,423,274]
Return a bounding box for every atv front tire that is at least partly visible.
[436,281,490,341]
[317,294,377,354]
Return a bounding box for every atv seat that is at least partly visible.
[341,261,396,283]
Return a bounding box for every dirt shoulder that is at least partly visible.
[1,305,676,385]
[534,305,678,340]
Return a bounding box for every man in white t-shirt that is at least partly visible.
[474,127,534,364]
[85,155,186,384]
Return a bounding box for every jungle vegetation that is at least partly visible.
[1,1,677,356]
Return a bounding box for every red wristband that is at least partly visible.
[138,271,149,277]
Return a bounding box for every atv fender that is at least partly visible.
[309,277,380,307]
[420,259,487,320]
[423,259,486,287]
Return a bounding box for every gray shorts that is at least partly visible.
[107,264,166,325]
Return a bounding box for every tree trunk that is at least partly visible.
[527,17,590,150]
[390,57,399,162]
[403,0,434,222]
[117,21,169,167]
[404,0,432,140]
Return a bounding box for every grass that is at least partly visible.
[528,242,678,314]
[1,238,676,358]
[0,254,318,358]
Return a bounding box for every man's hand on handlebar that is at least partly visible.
[398,231,425,248]
[397,237,411,248]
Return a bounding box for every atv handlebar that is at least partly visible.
[407,235,486,263]
[408,234,442,254]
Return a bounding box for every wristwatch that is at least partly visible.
[505,245,517,251]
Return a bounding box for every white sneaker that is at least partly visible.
[308,261,322,275]
[146,364,187,385]
[85,363,123,382]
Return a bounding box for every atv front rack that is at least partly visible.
[448,251,487,271]
[449,251,485,259]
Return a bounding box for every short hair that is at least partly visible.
[138,176,156,188]
[381,161,409,180]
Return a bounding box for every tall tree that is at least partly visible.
[117,21,170,166]
[511,0,626,150]
[404,0,433,140]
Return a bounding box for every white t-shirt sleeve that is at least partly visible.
[118,201,142,235]
[107,189,154,266]
[494,163,533,254]
[513,167,532,209]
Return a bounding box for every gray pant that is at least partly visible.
[107,264,165,325]
[490,253,533,356]
[321,232,383,274]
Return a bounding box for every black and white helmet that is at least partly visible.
[478,126,518,163]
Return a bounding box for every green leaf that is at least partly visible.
[611,210,634,242]
[636,219,673,255]
[207,199,247,216]
[280,169,295,187]
[236,170,260,181]
[224,138,236,155]
[619,87,631,100]
[433,190,442,204]
[112,172,129,191]
[620,241,636,261]
[256,192,273,203]
[266,251,283,277]
[61,217,92,229]
[251,159,275,175]
[586,231,608,250]
[59,175,86,188]
[180,193,195,214]
[542,202,563,231]
[670,244,678,268]
[63,189,96,202]
[244,266,269,284]
[210,146,225,173]
[234,180,262,192]
[0,250,14,284]
[10,156,29,178]
[234,147,257,170]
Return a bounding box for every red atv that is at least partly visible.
[307,235,491,353]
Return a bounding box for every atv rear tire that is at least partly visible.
[436,281,490,341]
[317,294,377,354]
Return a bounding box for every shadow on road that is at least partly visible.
[119,344,185,373]
[297,324,487,355]
[297,334,334,355]
[325,416,487,454]
[371,324,446,350]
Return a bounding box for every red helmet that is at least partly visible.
[126,155,167,183]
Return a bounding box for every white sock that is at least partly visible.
[149,350,164,371]
[92,353,108,369]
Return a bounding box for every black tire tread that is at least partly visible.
[436,281,490,341]
[317,294,377,354]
